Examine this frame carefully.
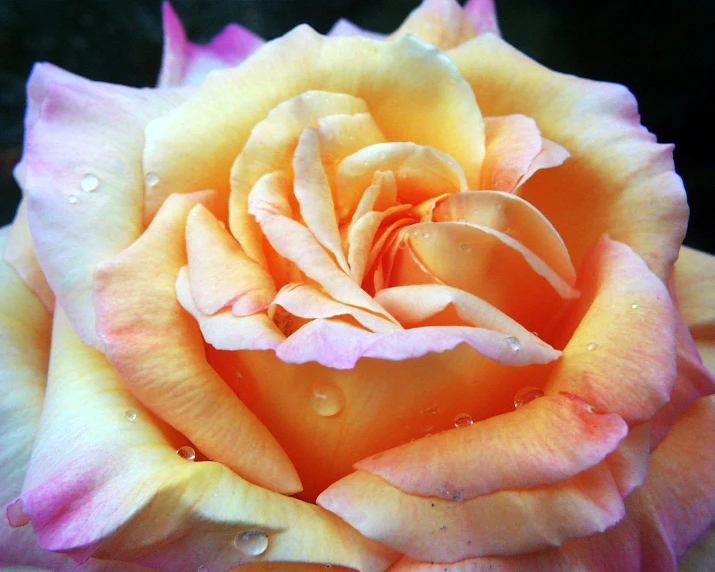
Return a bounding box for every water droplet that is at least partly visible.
[232,530,268,556]
[310,382,345,417]
[124,409,137,422]
[453,413,473,428]
[378,151,386,160]
[420,404,439,415]
[68,195,78,204]
[198,566,208,572]
[514,386,544,408]
[176,446,196,461]
[145,172,159,187]
[421,231,431,239]
[586,342,598,351]
[459,243,470,251]
[80,173,99,192]
[506,336,521,351]
[631,303,639,310]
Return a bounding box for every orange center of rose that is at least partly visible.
[178,90,577,501]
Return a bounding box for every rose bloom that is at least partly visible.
[1,0,714,570]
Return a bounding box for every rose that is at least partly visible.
[1,0,714,570]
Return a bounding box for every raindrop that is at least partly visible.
[421,231,431,239]
[631,303,639,310]
[145,172,160,187]
[198,566,208,572]
[514,386,544,408]
[176,446,196,461]
[80,173,99,192]
[68,195,78,204]
[459,243,470,251]
[124,409,137,422]
[378,151,386,160]
[453,413,473,428]
[420,404,439,416]
[232,530,268,556]
[310,382,345,417]
[505,336,521,351]
[586,342,598,351]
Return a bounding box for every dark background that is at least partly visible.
[1,0,713,253]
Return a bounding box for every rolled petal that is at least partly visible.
[146,27,485,229]
[318,461,627,562]
[389,0,478,50]
[21,63,189,349]
[94,191,300,494]
[157,2,263,87]
[449,34,688,281]
[547,236,677,424]
[185,204,276,316]
[355,393,627,500]
[11,308,397,571]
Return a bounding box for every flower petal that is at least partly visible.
[157,2,263,87]
[449,34,688,281]
[354,393,627,500]
[146,27,485,227]
[186,204,276,316]
[12,308,397,571]
[94,192,300,494]
[546,236,677,424]
[20,63,189,349]
[463,0,501,35]
[389,0,478,50]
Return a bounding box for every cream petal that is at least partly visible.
[389,0,478,50]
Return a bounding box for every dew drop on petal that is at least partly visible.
[145,172,160,187]
[68,195,78,204]
[631,303,639,310]
[514,386,544,408]
[232,530,268,556]
[198,566,208,572]
[80,173,99,192]
[421,231,431,239]
[176,446,196,461]
[586,342,598,351]
[505,336,521,351]
[310,382,345,417]
[453,413,473,428]
[124,409,137,422]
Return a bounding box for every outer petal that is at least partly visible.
[389,0,478,50]
[547,236,677,425]
[449,34,688,281]
[10,308,398,571]
[94,192,300,495]
[157,2,264,87]
[463,0,501,35]
[20,63,189,349]
[145,27,485,220]
[673,246,715,373]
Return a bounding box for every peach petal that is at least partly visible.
[185,203,276,316]
[293,128,350,273]
[176,266,285,351]
[229,91,370,266]
[328,18,388,40]
[547,236,677,425]
[273,283,400,334]
[431,190,576,286]
[449,34,688,281]
[94,192,300,494]
[335,142,468,221]
[11,309,396,571]
[356,393,626,500]
[318,461,627,562]
[389,0,478,50]
[20,63,188,349]
[276,317,560,370]
[249,172,396,321]
[603,422,651,498]
[481,115,543,192]
[463,0,501,36]
[3,198,54,311]
[515,137,570,190]
[158,2,263,87]
[148,28,485,233]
